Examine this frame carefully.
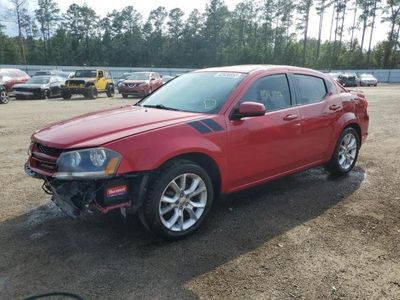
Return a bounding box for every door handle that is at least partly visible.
[329,104,341,111]
[283,114,298,121]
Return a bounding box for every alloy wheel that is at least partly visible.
[159,173,207,232]
[0,91,9,104]
[338,133,358,170]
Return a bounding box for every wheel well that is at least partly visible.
[346,123,361,141]
[159,153,222,198]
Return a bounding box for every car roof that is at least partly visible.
[195,64,325,76]
[32,75,51,78]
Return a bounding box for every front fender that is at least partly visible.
[104,122,227,185]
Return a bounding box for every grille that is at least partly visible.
[37,143,62,157]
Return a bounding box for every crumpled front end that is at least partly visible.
[25,141,150,218]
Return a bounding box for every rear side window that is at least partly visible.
[295,74,327,105]
[241,74,291,111]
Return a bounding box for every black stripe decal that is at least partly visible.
[188,121,212,134]
[201,119,224,132]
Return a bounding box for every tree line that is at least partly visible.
[0,0,400,70]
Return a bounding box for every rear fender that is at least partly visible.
[325,112,359,160]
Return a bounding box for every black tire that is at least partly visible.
[106,84,115,97]
[61,90,72,100]
[0,90,9,104]
[41,89,50,99]
[325,127,360,176]
[86,86,98,99]
[139,159,214,240]
[122,93,128,99]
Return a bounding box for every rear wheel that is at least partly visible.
[326,127,360,175]
[106,84,115,97]
[139,159,214,240]
[0,90,9,104]
[61,90,72,100]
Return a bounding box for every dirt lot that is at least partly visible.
[0,88,399,299]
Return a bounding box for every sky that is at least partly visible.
[0,0,390,49]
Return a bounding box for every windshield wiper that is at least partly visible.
[142,104,181,111]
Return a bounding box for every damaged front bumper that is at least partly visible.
[25,163,150,218]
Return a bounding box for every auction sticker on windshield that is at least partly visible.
[214,72,242,78]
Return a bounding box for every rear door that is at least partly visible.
[292,73,342,164]
[227,73,302,188]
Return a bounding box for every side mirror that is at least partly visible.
[232,101,266,120]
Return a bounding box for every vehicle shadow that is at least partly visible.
[0,167,365,299]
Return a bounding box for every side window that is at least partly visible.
[240,74,291,111]
[325,78,337,94]
[295,74,327,105]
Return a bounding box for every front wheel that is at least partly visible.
[139,160,214,240]
[0,90,9,104]
[41,89,50,99]
[86,86,98,99]
[325,127,360,175]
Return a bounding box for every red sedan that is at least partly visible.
[25,65,369,239]
[118,72,163,98]
[0,68,30,92]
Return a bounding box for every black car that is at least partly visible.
[337,73,360,87]
[12,75,66,100]
[0,83,9,104]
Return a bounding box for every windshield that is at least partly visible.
[0,70,15,77]
[26,76,50,84]
[127,73,150,81]
[139,72,246,114]
[75,70,97,78]
[360,74,374,79]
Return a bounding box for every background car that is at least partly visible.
[33,70,71,79]
[162,75,175,84]
[0,83,9,104]
[359,73,378,86]
[116,72,135,91]
[0,68,30,92]
[13,75,66,100]
[118,72,163,98]
[338,73,360,87]
[62,69,114,99]
[326,72,341,83]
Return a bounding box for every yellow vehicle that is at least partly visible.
[61,69,115,99]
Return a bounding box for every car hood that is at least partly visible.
[33,105,206,149]
[13,83,48,89]
[69,78,95,82]
[123,80,148,84]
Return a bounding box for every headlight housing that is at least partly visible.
[55,148,122,179]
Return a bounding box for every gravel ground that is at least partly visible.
[0,88,399,299]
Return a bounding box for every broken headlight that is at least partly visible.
[55,148,121,179]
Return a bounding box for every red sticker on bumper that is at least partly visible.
[106,185,128,197]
